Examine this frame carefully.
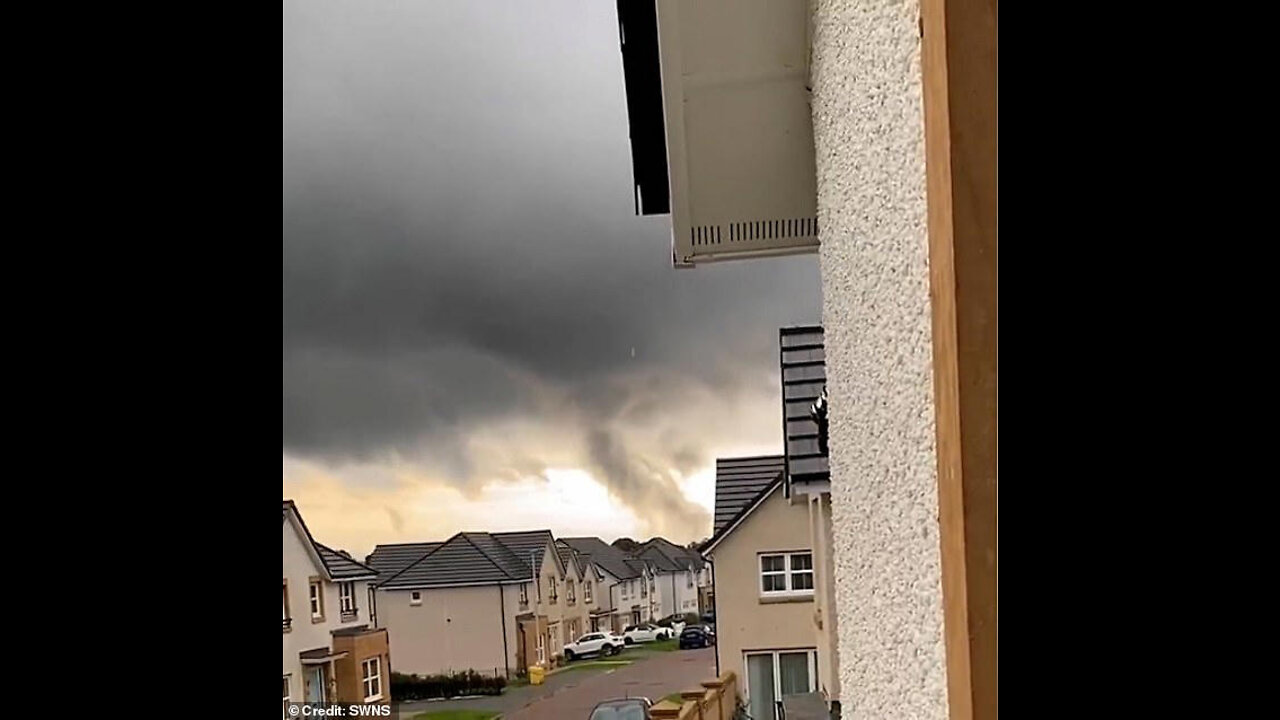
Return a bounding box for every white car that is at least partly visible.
[622,623,670,644]
[563,632,623,661]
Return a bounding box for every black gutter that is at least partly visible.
[499,584,510,680]
[705,555,720,677]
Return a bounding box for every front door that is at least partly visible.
[306,666,325,703]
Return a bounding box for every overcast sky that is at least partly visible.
[283,0,820,557]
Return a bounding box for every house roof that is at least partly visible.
[376,532,532,590]
[713,455,786,533]
[283,500,377,581]
[559,537,645,580]
[701,468,785,555]
[780,325,831,494]
[365,542,444,584]
[639,537,704,572]
[492,530,564,575]
[556,544,589,581]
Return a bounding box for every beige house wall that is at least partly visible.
[707,486,818,705]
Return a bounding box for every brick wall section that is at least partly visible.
[331,628,391,705]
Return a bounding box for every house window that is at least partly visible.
[340,582,357,615]
[282,581,292,631]
[744,650,818,720]
[519,583,529,604]
[641,579,647,597]
[282,675,290,719]
[309,579,324,619]
[567,580,576,604]
[549,577,558,604]
[410,591,422,606]
[585,581,593,603]
[536,631,546,664]
[760,553,815,596]
[537,578,542,602]
[687,570,694,588]
[361,657,383,701]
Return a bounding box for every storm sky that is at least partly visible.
[283,0,820,556]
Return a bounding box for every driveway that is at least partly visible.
[505,646,715,720]
[394,646,715,720]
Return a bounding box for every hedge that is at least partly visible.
[390,669,507,701]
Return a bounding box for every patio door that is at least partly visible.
[745,650,817,720]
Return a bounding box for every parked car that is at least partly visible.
[655,614,688,636]
[622,623,670,644]
[564,631,624,661]
[588,697,652,720]
[678,624,715,649]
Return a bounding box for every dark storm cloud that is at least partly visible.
[283,0,819,532]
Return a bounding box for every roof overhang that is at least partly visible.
[701,478,783,556]
[299,648,348,665]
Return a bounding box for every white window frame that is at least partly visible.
[759,552,816,597]
[585,581,593,603]
[519,583,529,604]
[340,582,356,614]
[410,590,422,606]
[687,569,695,588]
[549,576,558,603]
[309,581,323,618]
[536,631,546,664]
[361,656,383,702]
[568,579,576,603]
[743,649,819,707]
[283,675,291,719]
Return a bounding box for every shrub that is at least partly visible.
[389,669,508,701]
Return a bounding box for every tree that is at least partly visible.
[611,537,642,554]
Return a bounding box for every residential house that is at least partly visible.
[558,536,657,631]
[635,537,706,619]
[283,500,389,711]
[696,327,839,716]
[702,455,821,720]
[369,528,602,677]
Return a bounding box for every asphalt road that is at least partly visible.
[395,646,715,720]
[504,646,715,720]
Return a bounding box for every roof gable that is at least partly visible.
[701,471,785,555]
[283,500,376,581]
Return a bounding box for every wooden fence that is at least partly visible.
[649,670,738,720]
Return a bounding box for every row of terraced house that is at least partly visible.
[285,499,713,705]
[365,531,710,678]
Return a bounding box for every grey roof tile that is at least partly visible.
[559,537,644,580]
[780,325,830,491]
[713,456,785,534]
[366,542,443,584]
[377,532,529,589]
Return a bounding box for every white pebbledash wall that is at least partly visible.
[811,1,949,718]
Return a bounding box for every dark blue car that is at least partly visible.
[679,624,716,649]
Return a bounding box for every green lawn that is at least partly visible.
[411,711,500,720]
[661,693,685,705]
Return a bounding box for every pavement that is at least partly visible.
[395,645,715,720]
